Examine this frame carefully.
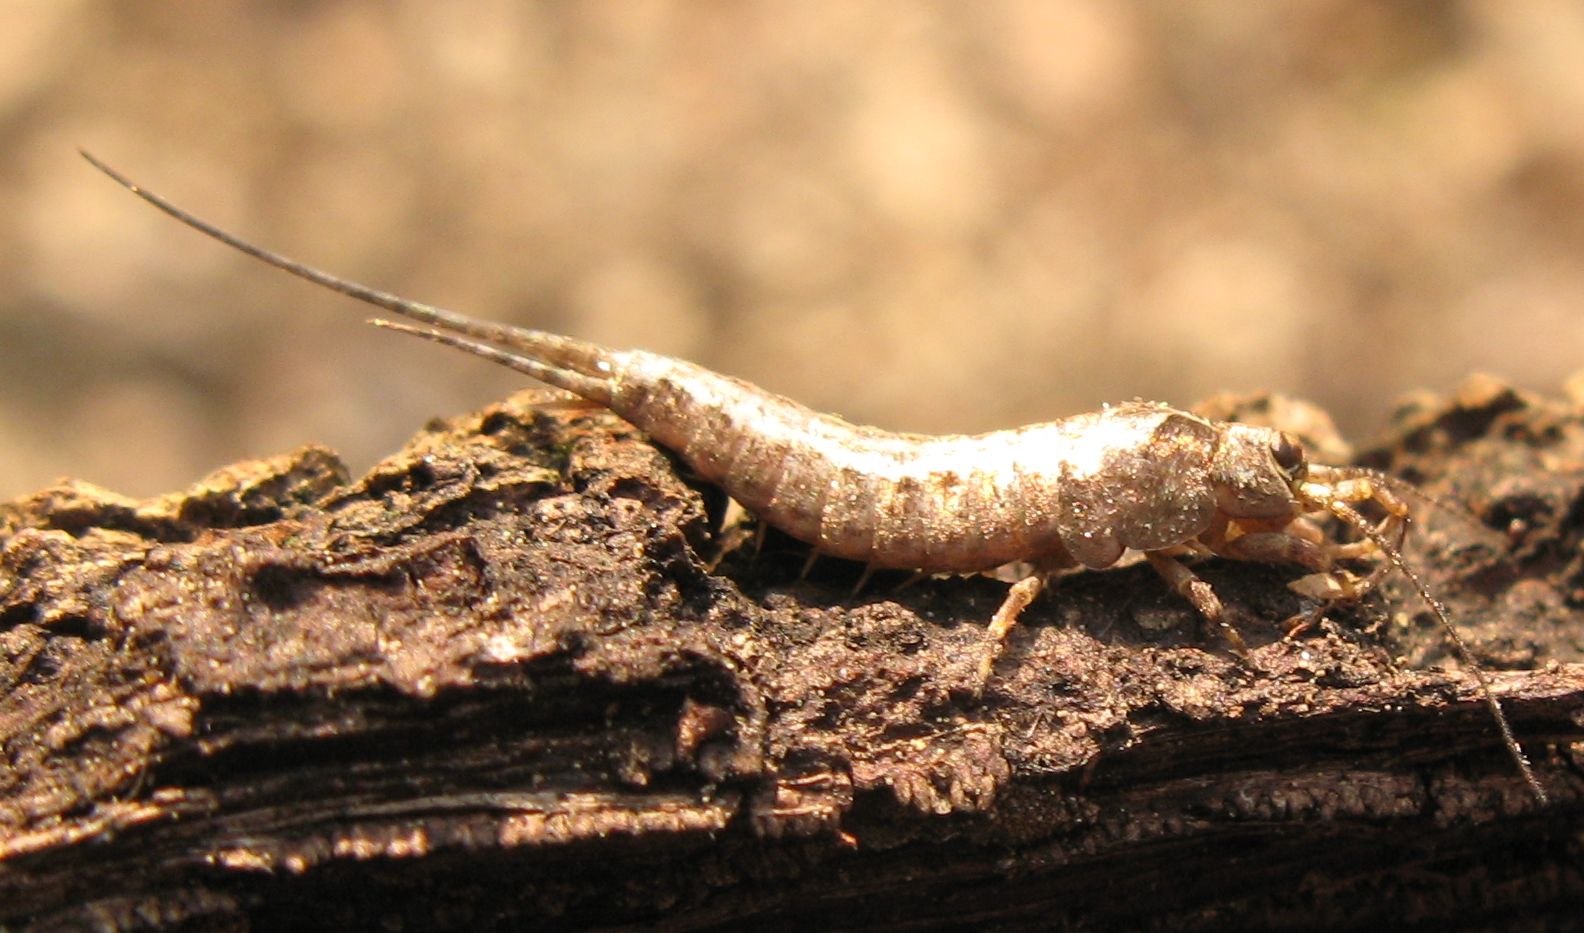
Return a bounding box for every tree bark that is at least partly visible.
[3,379,1582,931]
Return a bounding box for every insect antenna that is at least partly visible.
[1327,500,1547,803]
[1321,465,1506,549]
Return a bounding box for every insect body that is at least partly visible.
[80,152,1546,803]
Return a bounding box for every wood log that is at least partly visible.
[3,378,1581,930]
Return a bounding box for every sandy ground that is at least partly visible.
[4,2,1584,500]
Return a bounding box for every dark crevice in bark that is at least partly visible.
[3,382,1583,930]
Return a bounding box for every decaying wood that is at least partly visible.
[3,377,1583,930]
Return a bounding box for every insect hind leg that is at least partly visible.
[974,573,1046,694]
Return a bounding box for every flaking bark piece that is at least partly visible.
[2,385,1583,930]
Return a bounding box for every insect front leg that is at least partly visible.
[1207,526,1366,633]
[1153,510,1373,643]
[1275,470,1415,602]
[1301,470,1412,549]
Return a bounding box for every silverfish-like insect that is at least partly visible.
[82,152,1546,802]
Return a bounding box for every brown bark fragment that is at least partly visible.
[3,383,1583,930]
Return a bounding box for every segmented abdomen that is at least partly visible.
[607,352,1072,571]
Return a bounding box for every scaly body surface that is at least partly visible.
[81,152,1546,801]
[536,355,1288,576]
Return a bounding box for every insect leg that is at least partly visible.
[1279,468,1415,599]
[799,550,820,580]
[1210,529,1371,607]
[1143,552,1247,652]
[850,563,877,597]
[1302,467,1412,554]
[974,574,1046,693]
[1215,531,1330,570]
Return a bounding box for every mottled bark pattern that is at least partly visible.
[4,380,1584,930]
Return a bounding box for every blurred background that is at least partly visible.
[4,2,1584,500]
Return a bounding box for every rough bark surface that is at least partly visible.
[3,378,1583,931]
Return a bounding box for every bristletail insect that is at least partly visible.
[80,151,1547,803]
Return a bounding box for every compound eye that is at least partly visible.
[1271,432,1306,479]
